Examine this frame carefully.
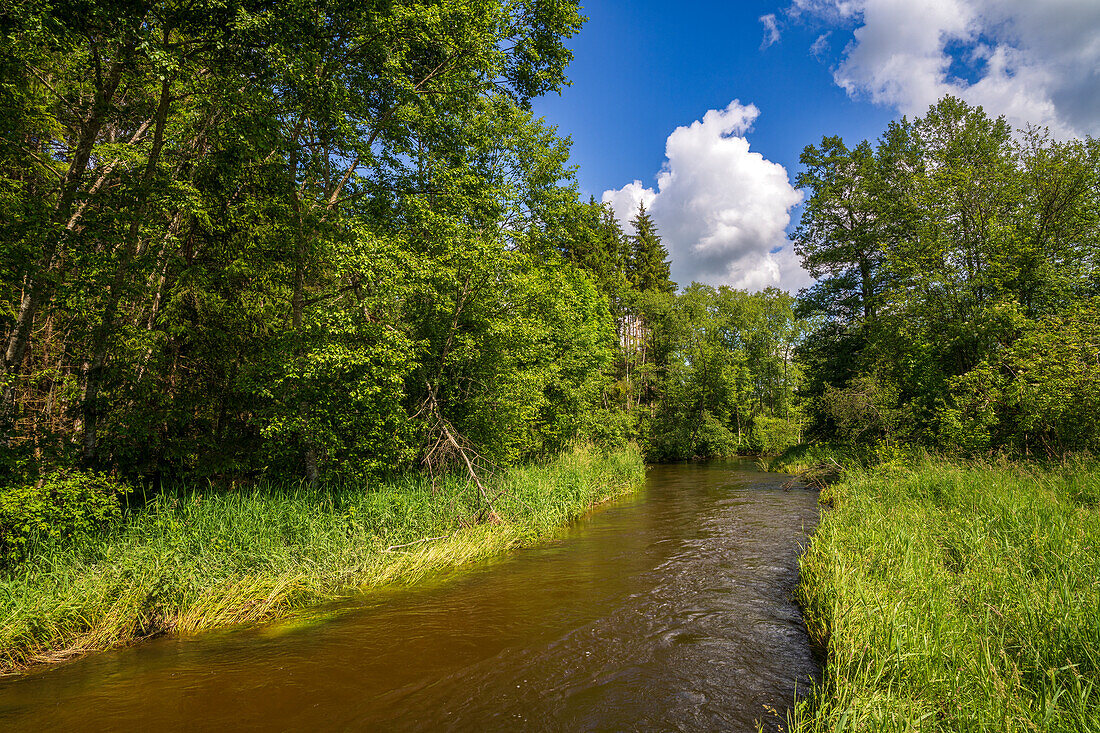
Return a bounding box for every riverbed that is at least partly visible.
[0,460,819,731]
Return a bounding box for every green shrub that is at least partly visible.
[818,373,904,446]
[694,412,736,458]
[749,413,802,455]
[0,471,131,564]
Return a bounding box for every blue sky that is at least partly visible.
[533,1,890,199]
[532,0,1100,291]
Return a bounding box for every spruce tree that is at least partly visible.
[627,203,675,293]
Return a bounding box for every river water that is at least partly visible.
[0,461,820,732]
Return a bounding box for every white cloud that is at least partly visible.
[793,0,1100,137]
[600,180,656,236]
[602,101,808,293]
[787,0,860,22]
[760,14,781,49]
[810,32,831,58]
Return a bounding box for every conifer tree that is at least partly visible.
[627,203,675,293]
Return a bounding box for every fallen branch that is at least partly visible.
[784,458,846,491]
[420,381,498,520]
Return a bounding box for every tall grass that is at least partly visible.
[790,457,1100,732]
[0,448,644,674]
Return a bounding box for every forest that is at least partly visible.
[794,96,1100,457]
[2,1,1100,727]
[0,0,803,556]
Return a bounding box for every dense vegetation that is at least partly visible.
[1,0,607,485]
[0,0,807,572]
[632,283,806,460]
[785,98,1100,731]
[793,96,1100,456]
[789,457,1100,732]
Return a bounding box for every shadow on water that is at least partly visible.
[0,460,820,732]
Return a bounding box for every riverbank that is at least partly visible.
[0,448,644,675]
[788,455,1100,731]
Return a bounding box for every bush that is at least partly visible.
[818,373,904,446]
[936,361,1003,453]
[0,471,131,564]
[694,412,736,458]
[1004,303,1100,455]
[749,414,802,455]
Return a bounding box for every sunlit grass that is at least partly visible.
[0,448,644,674]
[789,457,1100,732]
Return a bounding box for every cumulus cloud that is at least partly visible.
[759,14,781,49]
[601,180,656,236]
[791,0,1100,137]
[602,101,808,293]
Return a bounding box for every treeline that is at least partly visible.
[631,283,805,460]
[553,200,807,462]
[793,97,1100,456]
[1,0,611,485]
[1,0,805,498]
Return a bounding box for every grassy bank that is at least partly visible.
[0,448,644,675]
[789,456,1100,731]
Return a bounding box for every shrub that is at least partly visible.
[818,373,904,445]
[749,413,802,455]
[0,470,131,565]
[694,412,736,458]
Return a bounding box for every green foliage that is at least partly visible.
[793,136,890,324]
[542,197,631,310]
[749,413,801,455]
[817,373,903,447]
[626,203,675,294]
[791,459,1100,731]
[1,0,632,485]
[793,96,1100,457]
[0,471,131,564]
[1003,301,1100,454]
[936,361,1004,453]
[630,285,808,459]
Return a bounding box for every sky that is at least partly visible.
[532,0,1100,293]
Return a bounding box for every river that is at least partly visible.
[0,460,820,732]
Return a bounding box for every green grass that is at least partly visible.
[789,457,1100,732]
[0,447,644,674]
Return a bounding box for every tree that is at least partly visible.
[793,96,1100,455]
[626,203,675,294]
[540,197,629,311]
[1,0,620,486]
[792,136,888,325]
[639,285,807,460]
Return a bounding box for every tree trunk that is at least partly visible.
[2,34,136,443]
[82,75,172,465]
[859,255,875,322]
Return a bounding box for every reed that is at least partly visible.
[0,447,644,674]
[789,457,1100,732]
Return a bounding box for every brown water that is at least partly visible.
[0,461,819,732]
